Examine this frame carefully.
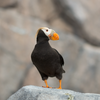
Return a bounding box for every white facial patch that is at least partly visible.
[41,28,52,36]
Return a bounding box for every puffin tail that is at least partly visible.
[62,69,65,73]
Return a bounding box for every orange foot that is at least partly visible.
[42,86,52,88]
[57,87,62,89]
[56,80,62,89]
[43,80,52,88]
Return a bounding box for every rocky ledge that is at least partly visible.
[7,85,100,100]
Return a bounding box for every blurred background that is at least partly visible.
[1,0,100,100]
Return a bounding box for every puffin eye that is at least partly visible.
[46,29,48,32]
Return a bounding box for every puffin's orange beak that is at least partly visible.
[49,33,59,40]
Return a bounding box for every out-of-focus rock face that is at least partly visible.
[54,0,100,46]
[0,0,17,7]
[64,0,100,22]
[18,0,72,32]
[0,44,28,100]
[18,0,56,20]
[18,0,100,46]
[7,86,100,100]
[65,0,100,35]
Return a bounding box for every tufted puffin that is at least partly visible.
[31,27,65,89]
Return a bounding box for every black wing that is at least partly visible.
[53,48,64,66]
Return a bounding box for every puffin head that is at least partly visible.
[36,27,59,40]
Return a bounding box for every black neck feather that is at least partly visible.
[37,29,49,43]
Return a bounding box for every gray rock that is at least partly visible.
[7,85,100,100]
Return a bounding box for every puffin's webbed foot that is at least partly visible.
[56,80,62,89]
[42,80,52,88]
[57,87,62,89]
[42,86,52,88]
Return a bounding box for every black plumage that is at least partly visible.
[31,28,65,89]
